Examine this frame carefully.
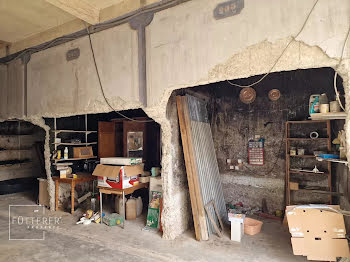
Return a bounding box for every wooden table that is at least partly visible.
[97,183,149,228]
[53,173,96,214]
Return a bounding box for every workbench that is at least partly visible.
[53,173,96,214]
[97,183,149,228]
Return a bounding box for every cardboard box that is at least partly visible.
[286,205,350,261]
[73,146,93,158]
[290,182,299,190]
[100,157,142,166]
[92,164,143,189]
[37,178,50,207]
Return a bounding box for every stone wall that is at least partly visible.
[205,68,344,211]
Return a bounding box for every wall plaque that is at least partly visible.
[66,48,80,61]
[214,0,244,20]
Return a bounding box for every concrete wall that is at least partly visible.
[0,60,25,119]
[159,94,190,239]
[27,23,139,117]
[0,64,7,119]
[146,0,350,107]
[0,0,349,239]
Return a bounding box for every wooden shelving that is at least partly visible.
[316,157,348,166]
[52,115,97,165]
[288,154,316,158]
[54,156,97,162]
[291,189,343,196]
[285,120,332,206]
[287,120,332,124]
[52,130,97,134]
[287,138,329,141]
[53,142,97,146]
[289,170,329,176]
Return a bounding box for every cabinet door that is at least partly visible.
[98,121,116,158]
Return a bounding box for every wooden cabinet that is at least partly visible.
[98,121,116,158]
[98,119,161,170]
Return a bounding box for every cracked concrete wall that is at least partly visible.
[0,0,349,239]
[146,0,349,106]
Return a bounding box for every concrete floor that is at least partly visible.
[0,192,307,262]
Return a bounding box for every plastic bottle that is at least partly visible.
[136,196,143,217]
[310,96,319,114]
[319,93,328,105]
[64,147,69,159]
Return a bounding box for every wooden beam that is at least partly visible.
[46,0,100,25]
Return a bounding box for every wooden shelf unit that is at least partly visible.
[53,142,97,146]
[54,156,97,162]
[285,120,332,206]
[52,130,97,134]
[52,115,97,163]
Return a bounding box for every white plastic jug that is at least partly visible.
[136,196,143,217]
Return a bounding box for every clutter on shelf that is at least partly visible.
[309,93,346,120]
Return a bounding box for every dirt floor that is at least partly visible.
[0,192,308,262]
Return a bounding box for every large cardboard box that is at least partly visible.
[92,164,143,189]
[100,157,142,166]
[286,205,350,261]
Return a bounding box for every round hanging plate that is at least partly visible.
[239,87,256,104]
[268,89,281,101]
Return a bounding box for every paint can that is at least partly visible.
[297,148,305,156]
[290,147,296,156]
[330,101,341,112]
[151,167,161,177]
[320,104,330,113]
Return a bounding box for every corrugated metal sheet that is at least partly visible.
[186,95,226,236]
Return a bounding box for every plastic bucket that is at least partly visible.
[244,218,263,235]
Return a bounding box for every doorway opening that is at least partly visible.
[44,109,162,232]
[0,120,46,201]
[170,67,347,243]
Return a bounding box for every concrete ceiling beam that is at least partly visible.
[0,0,162,57]
[45,0,100,25]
